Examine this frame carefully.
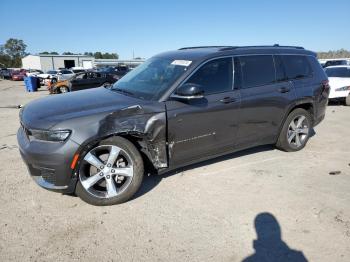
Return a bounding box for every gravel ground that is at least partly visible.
[0,79,349,261]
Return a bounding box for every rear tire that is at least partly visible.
[75,136,144,206]
[276,108,312,152]
[59,86,69,93]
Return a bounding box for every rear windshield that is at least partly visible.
[325,67,350,78]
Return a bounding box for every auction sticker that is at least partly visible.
[171,60,192,66]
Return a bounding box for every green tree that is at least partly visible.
[317,49,350,59]
[0,38,27,67]
[62,52,76,55]
[94,52,103,59]
[40,51,59,55]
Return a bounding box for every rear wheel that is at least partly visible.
[276,108,312,152]
[59,86,69,93]
[75,136,144,206]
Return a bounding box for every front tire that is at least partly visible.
[75,136,144,206]
[276,108,312,152]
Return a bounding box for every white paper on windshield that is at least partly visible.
[171,60,192,66]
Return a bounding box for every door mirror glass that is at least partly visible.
[173,83,204,99]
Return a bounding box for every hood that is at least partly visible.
[328,77,350,89]
[20,87,162,129]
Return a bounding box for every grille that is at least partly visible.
[40,168,56,184]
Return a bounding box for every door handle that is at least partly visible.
[278,87,291,93]
[220,97,236,104]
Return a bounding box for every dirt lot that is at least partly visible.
[0,79,349,261]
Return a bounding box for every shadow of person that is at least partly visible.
[242,213,308,262]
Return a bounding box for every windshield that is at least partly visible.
[325,67,350,78]
[47,70,57,74]
[111,57,191,100]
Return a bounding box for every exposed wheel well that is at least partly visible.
[288,103,314,123]
[111,134,157,174]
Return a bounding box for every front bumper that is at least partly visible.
[17,126,80,193]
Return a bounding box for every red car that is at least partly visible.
[11,70,26,81]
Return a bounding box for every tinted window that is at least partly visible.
[281,55,312,79]
[186,57,232,95]
[325,67,350,78]
[239,55,275,88]
[274,56,287,82]
[325,60,348,67]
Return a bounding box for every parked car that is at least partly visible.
[0,68,12,79]
[49,71,118,94]
[322,59,350,68]
[11,70,26,81]
[37,70,58,85]
[324,65,350,105]
[26,69,43,77]
[17,45,329,206]
[98,65,130,78]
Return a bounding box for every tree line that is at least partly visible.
[40,51,119,59]
[1,38,350,68]
[0,38,119,68]
[316,49,350,59]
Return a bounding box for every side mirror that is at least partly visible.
[172,83,204,100]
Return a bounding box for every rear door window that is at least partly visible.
[238,55,276,88]
[281,55,312,80]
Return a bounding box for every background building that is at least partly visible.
[22,54,95,71]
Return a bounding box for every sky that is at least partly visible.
[0,0,349,59]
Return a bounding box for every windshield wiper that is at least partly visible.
[111,88,135,97]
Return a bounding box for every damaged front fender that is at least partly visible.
[65,103,168,170]
[98,105,168,169]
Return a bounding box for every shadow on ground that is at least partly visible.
[242,212,308,262]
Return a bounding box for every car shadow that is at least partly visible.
[242,212,308,262]
[132,144,275,201]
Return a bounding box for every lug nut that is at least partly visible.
[99,172,103,176]
[100,166,104,169]
[106,175,110,179]
[107,164,112,167]
[111,169,115,173]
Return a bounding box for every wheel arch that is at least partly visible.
[276,99,315,143]
[71,131,166,177]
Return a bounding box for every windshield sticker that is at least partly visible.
[171,60,192,67]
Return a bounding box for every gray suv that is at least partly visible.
[17,45,330,205]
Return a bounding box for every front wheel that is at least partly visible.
[75,136,144,206]
[276,108,312,152]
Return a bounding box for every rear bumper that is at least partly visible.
[17,126,80,194]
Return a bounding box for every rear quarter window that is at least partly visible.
[238,55,276,88]
[281,55,312,80]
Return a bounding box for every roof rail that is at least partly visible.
[178,46,233,50]
[219,44,304,51]
[178,45,305,51]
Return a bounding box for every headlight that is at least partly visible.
[335,86,350,91]
[30,129,71,142]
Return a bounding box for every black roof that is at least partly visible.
[155,45,316,62]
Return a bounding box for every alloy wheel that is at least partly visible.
[287,115,309,148]
[79,145,134,199]
[60,86,69,93]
